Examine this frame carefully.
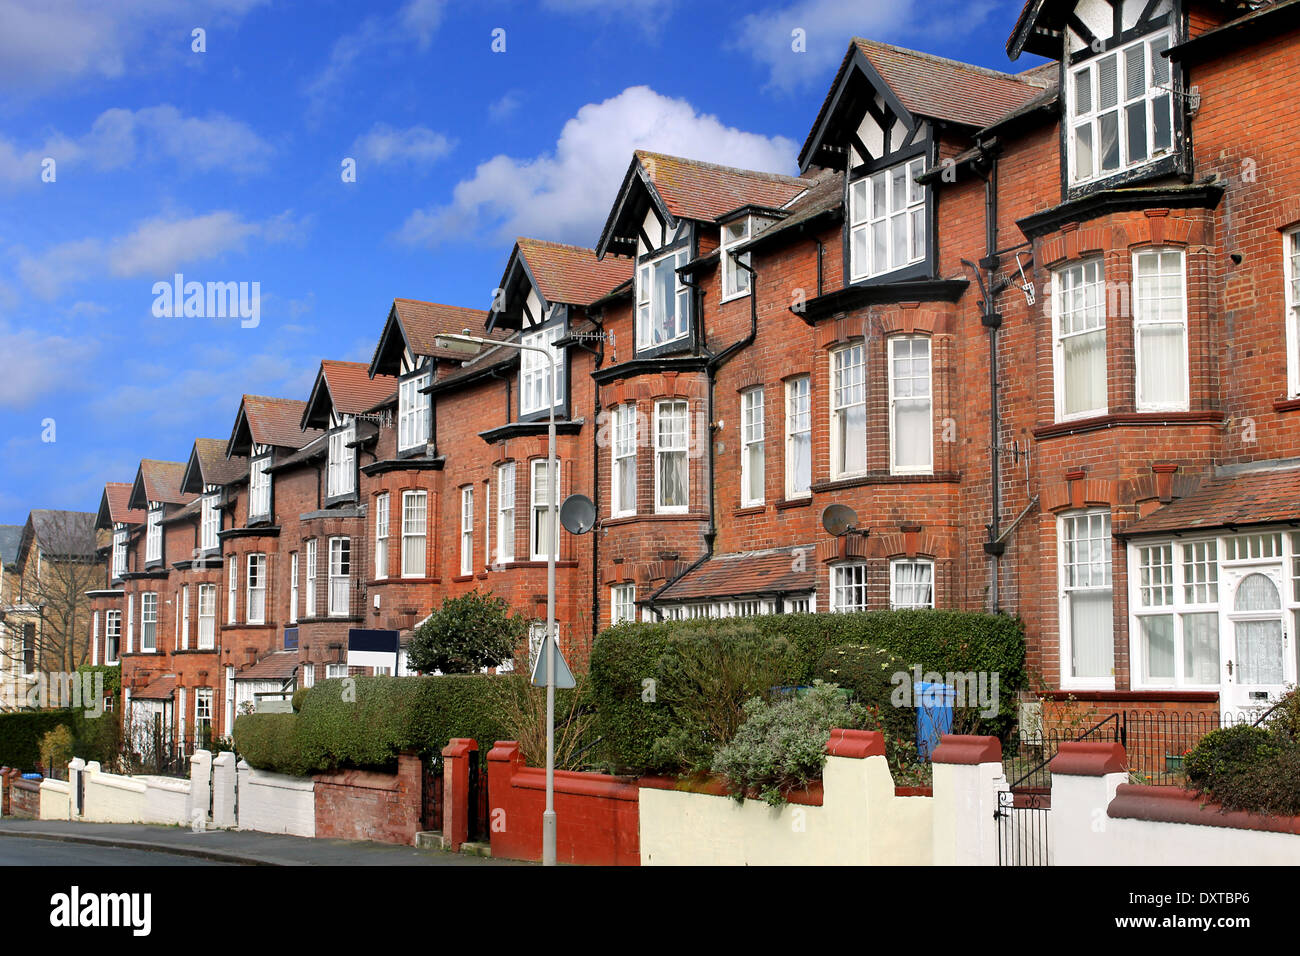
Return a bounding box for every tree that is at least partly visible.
[407,590,526,675]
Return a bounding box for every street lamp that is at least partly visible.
[434,328,562,866]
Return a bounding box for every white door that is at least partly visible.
[1222,567,1292,718]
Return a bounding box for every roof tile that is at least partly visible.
[1123,465,1300,536]
[635,150,810,223]
[516,238,633,306]
[657,544,818,602]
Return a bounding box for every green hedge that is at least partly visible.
[234,674,514,775]
[1184,692,1300,816]
[0,666,123,771]
[0,710,78,770]
[589,610,1025,775]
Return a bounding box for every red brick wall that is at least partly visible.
[313,751,423,845]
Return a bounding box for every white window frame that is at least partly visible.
[326,664,348,680]
[1067,29,1175,187]
[398,369,432,452]
[1059,509,1115,690]
[848,157,927,281]
[227,555,238,625]
[140,592,157,653]
[126,593,133,654]
[888,335,933,475]
[636,247,690,351]
[248,456,272,520]
[197,584,216,650]
[1285,227,1300,398]
[460,486,474,576]
[740,387,765,507]
[611,584,636,625]
[1128,538,1222,689]
[611,404,637,518]
[785,376,811,499]
[830,562,869,613]
[530,460,562,562]
[402,490,428,579]
[145,507,162,564]
[246,553,267,625]
[890,557,935,609]
[830,343,867,479]
[1053,258,1108,421]
[194,688,213,739]
[105,610,121,664]
[374,493,389,580]
[289,552,299,624]
[327,422,356,498]
[497,462,516,564]
[721,216,754,301]
[201,494,219,552]
[1133,247,1189,411]
[180,584,190,650]
[305,539,317,619]
[328,536,350,617]
[112,527,127,579]
[520,325,565,416]
[300,662,315,688]
[653,400,689,514]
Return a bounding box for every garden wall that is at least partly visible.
[313,752,422,845]
[236,761,315,838]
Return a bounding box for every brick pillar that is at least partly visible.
[1049,742,1128,866]
[212,752,237,829]
[487,741,524,857]
[931,735,1006,866]
[441,738,478,851]
[396,750,422,846]
[0,767,9,817]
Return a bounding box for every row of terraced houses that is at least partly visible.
[74,0,1300,758]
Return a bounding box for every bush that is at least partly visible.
[1184,723,1300,816]
[232,713,310,776]
[712,682,870,806]
[39,725,75,773]
[488,670,594,770]
[0,710,80,770]
[291,686,308,713]
[589,610,1024,775]
[407,590,527,674]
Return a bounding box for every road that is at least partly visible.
[0,836,232,866]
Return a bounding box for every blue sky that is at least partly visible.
[0,0,1041,524]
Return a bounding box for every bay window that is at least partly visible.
[785,376,811,498]
[227,555,237,624]
[831,344,866,478]
[611,404,637,517]
[112,527,127,579]
[1132,541,1219,687]
[1133,248,1188,411]
[654,400,688,513]
[497,462,516,564]
[612,584,636,625]
[305,539,317,618]
[530,460,562,561]
[830,562,869,613]
[105,610,121,664]
[849,157,926,281]
[289,552,299,624]
[1053,259,1107,420]
[180,585,190,649]
[374,493,389,580]
[398,369,432,452]
[247,553,266,624]
[1068,31,1174,186]
[327,536,350,617]
[141,592,157,652]
[741,387,765,506]
[146,507,162,563]
[198,583,216,649]
[889,336,932,474]
[721,217,754,300]
[1286,227,1300,397]
[1060,510,1114,687]
[891,558,934,609]
[520,326,565,416]
[327,423,356,498]
[402,490,427,578]
[636,247,690,350]
[248,456,271,520]
[201,494,219,551]
[460,487,474,575]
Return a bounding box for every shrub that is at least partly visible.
[407,590,527,674]
[291,686,308,713]
[0,709,79,770]
[39,725,75,773]
[232,713,310,776]
[1182,697,1300,817]
[488,669,594,770]
[1264,688,1300,743]
[589,610,1023,775]
[712,682,870,806]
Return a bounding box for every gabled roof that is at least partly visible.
[20,510,99,563]
[128,460,193,511]
[96,482,144,530]
[1008,0,1249,59]
[368,299,497,376]
[265,432,330,474]
[800,38,1047,170]
[227,395,318,458]
[656,544,818,603]
[301,360,399,430]
[737,168,845,255]
[1120,462,1300,537]
[489,238,634,331]
[0,525,22,567]
[181,438,248,495]
[596,150,809,257]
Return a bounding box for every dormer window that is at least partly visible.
[636,248,690,351]
[1068,31,1173,186]
[201,493,220,552]
[520,325,565,416]
[849,158,927,282]
[112,527,127,578]
[145,507,162,564]
[721,217,756,301]
[248,456,271,521]
[398,369,432,452]
[327,422,356,498]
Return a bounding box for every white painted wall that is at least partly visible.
[39,778,71,820]
[931,759,1007,866]
[640,754,932,866]
[236,760,315,837]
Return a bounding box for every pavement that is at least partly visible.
[0,820,522,866]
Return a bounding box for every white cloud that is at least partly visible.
[488,91,523,123]
[399,85,798,247]
[16,210,302,299]
[351,123,455,167]
[0,320,98,409]
[0,105,274,187]
[540,0,676,33]
[734,0,998,92]
[0,0,268,94]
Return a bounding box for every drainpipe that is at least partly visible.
[978,150,1005,612]
[590,315,605,643]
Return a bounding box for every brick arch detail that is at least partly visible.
[1041,475,1116,513]
[1038,210,1205,268]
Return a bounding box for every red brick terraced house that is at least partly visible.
[88,482,143,682]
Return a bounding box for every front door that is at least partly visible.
[1223,567,1292,719]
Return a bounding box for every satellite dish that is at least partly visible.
[821,503,859,537]
[559,493,597,535]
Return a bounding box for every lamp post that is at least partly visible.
[435,329,561,866]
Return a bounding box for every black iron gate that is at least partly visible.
[466,758,489,843]
[421,757,443,832]
[995,790,1050,866]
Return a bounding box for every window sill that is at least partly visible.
[493,560,579,571]
[810,472,960,493]
[733,504,766,517]
[452,574,474,583]
[1274,396,1300,414]
[602,513,708,528]
[1034,410,1223,439]
[775,497,812,510]
[368,577,440,586]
